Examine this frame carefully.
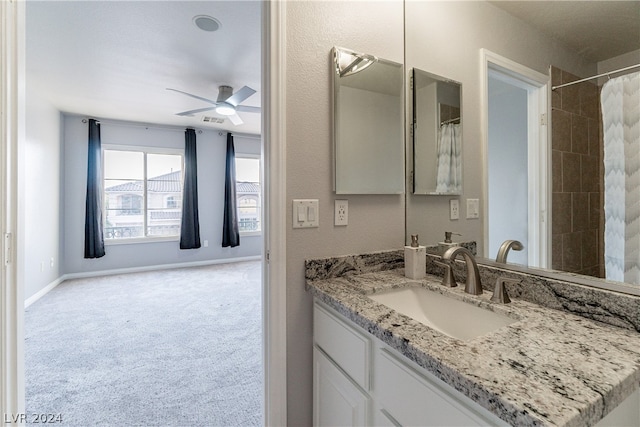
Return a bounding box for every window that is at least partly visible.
[235,156,261,234]
[103,147,183,242]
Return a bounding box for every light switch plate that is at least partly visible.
[466,198,480,219]
[293,199,319,228]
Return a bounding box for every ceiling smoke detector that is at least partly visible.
[193,15,221,32]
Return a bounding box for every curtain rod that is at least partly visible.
[551,63,640,90]
[218,131,261,140]
[81,118,205,134]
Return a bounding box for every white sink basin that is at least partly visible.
[368,286,516,341]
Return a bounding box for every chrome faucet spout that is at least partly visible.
[442,246,482,295]
[496,240,524,263]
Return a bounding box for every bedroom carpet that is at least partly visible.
[24,261,262,426]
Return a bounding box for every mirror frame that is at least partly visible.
[332,46,405,195]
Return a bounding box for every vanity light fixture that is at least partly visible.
[334,48,378,77]
[193,15,221,32]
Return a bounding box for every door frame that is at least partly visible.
[1,1,288,424]
[1,0,25,419]
[480,49,550,267]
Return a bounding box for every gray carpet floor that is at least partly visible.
[25,261,262,427]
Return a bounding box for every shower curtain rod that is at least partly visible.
[551,63,640,90]
[441,117,460,125]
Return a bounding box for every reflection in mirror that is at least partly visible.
[412,69,462,195]
[332,46,404,194]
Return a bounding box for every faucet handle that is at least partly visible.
[434,260,457,288]
[490,277,519,304]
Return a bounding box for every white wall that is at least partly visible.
[285,1,405,424]
[487,76,528,265]
[598,49,640,76]
[63,115,261,275]
[22,87,62,301]
[405,1,597,253]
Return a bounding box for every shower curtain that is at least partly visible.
[435,123,462,193]
[602,71,640,284]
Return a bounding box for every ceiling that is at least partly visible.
[26,1,262,134]
[27,2,638,135]
[489,1,640,63]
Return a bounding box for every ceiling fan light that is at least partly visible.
[215,103,235,116]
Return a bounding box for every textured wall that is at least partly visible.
[550,66,603,277]
[22,87,63,300]
[285,1,405,424]
[405,1,596,255]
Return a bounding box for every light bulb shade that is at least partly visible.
[215,103,236,116]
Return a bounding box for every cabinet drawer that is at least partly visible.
[376,349,507,426]
[314,303,371,390]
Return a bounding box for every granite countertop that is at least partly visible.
[306,268,640,427]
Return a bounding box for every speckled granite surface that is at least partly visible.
[306,251,640,427]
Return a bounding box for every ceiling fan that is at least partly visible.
[167,85,260,125]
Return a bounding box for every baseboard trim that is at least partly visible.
[24,256,262,308]
[24,277,65,309]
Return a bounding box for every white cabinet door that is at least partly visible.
[313,347,370,427]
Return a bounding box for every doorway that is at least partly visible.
[481,50,549,267]
[2,2,288,424]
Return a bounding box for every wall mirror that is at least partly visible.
[412,68,462,195]
[403,1,640,297]
[332,46,404,194]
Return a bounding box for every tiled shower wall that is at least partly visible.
[551,66,603,277]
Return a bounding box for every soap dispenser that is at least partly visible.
[404,234,426,279]
[439,231,461,253]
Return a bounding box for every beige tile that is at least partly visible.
[580,82,599,120]
[581,155,599,192]
[552,109,571,152]
[552,234,563,270]
[552,150,562,193]
[561,71,581,114]
[552,67,562,109]
[588,118,600,157]
[571,114,589,154]
[562,152,581,192]
[589,192,601,230]
[553,192,572,235]
[572,192,589,232]
[562,232,582,273]
[582,229,598,269]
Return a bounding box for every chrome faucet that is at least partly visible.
[442,246,482,295]
[495,240,524,263]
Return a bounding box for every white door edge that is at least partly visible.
[480,49,549,267]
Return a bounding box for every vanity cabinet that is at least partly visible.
[313,301,507,426]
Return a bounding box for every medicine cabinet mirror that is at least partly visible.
[332,46,404,194]
[412,68,462,195]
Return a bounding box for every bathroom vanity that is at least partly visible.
[306,251,640,426]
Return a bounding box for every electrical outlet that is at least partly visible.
[50,257,54,268]
[203,240,209,247]
[335,200,348,226]
[450,199,460,220]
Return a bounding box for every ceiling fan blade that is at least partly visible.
[228,112,244,125]
[166,88,218,105]
[225,86,256,107]
[236,105,261,113]
[175,106,216,116]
